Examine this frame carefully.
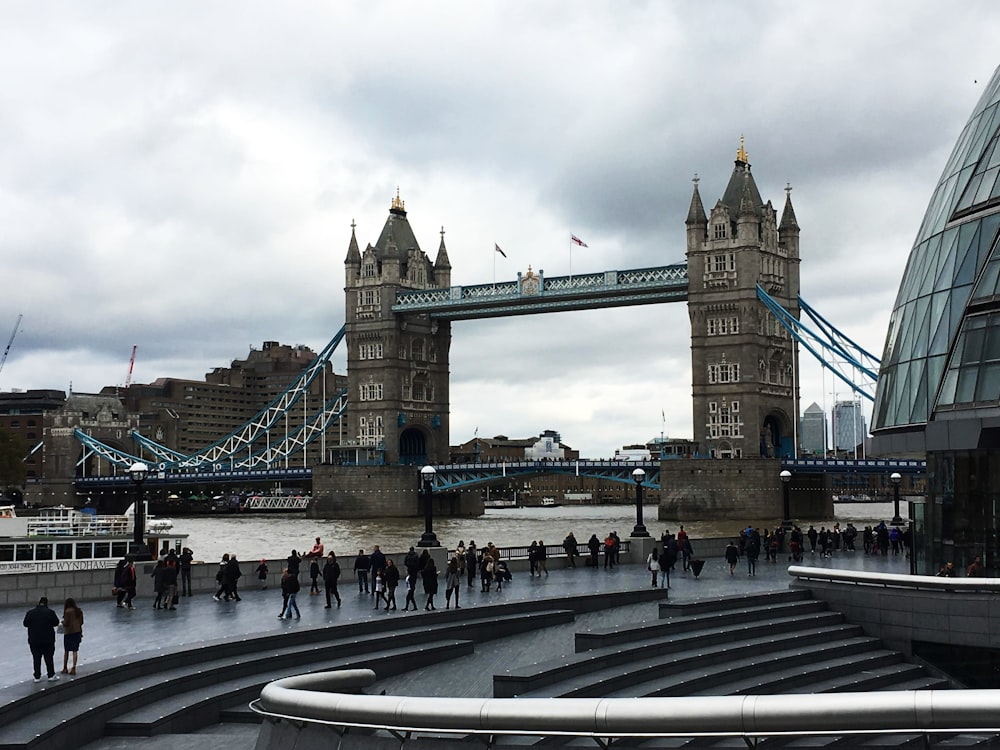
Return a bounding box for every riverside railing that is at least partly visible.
[251,669,1000,746]
[788,565,1000,592]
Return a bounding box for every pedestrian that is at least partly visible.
[562,532,578,567]
[681,536,694,571]
[114,556,128,608]
[384,558,400,611]
[528,541,538,577]
[725,540,739,575]
[286,549,302,579]
[278,568,301,619]
[255,558,269,589]
[445,557,461,609]
[60,597,84,675]
[603,533,615,568]
[372,569,387,610]
[119,556,137,609]
[309,558,321,595]
[465,544,477,587]
[213,553,231,601]
[23,596,60,683]
[322,552,342,608]
[455,540,466,576]
[746,533,760,577]
[161,559,179,610]
[403,568,418,611]
[353,548,371,593]
[937,562,958,578]
[480,552,493,592]
[422,557,439,610]
[646,547,661,587]
[967,556,985,577]
[179,547,193,597]
[370,546,387,591]
[535,540,549,576]
[151,560,166,609]
[587,534,600,567]
[227,554,243,601]
[807,525,818,554]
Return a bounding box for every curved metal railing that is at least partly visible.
[788,565,1000,593]
[250,669,1000,743]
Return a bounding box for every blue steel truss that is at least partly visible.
[393,264,689,320]
[75,326,348,471]
[756,285,880,402]
[430,460,661,491]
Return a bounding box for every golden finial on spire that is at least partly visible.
[736,135,749,164]
[391,186,405,211]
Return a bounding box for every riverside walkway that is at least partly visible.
[1,548,910,691]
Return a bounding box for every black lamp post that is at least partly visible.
[417,465,439,548]
[780,469,792,530]
[630,467,649,537]
[129,461,152,561]
[890,472,903,526]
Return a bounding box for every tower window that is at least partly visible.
[713,223,727,240]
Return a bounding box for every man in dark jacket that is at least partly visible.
[23,596,60,682]
[369,545,387,582]
[353,549,370,593]
[322,552,342,608]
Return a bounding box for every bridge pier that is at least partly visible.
[310,464,483,519]
[657,458,832,525]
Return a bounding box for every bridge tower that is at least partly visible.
[344,191,452,465]
[685,139,801,458]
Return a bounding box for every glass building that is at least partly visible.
[872,63,1000,574]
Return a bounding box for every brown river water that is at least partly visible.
[168,502,900,563]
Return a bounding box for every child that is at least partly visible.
[372,570,386,609]
[255,559,269,589]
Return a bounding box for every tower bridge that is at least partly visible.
[74,141,898,522]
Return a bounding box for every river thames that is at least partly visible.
[168,502,901,562]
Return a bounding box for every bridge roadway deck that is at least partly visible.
[0,548,910,748]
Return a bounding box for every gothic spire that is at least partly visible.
[780,183,800,232]
[434,225,451,270]
[345,218,361,265]
[685,174,708,226]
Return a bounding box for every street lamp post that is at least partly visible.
[890,472,903,526]
[630,467,649,538]
[417,465,440,548]
[128,461,152,561]
[780,469,792,530]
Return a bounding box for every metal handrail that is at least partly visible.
[788,565,1000,592]
[251,669,1000,740]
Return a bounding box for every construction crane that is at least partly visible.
[0,314,22,376]
[124,345,138,389]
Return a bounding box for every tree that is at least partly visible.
[0,426,28,497]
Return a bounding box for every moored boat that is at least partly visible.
[0,504,186,574]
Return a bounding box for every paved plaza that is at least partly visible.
[1,547,912,697]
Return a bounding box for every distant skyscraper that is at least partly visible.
[832,400,867,453]
[800,402,827,456]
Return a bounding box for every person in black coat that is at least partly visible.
[322,552,342,608]
[383,558,400,611]
[23,596,60,682]
[421,558,439,610]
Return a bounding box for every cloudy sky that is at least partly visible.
[1,2,998,458]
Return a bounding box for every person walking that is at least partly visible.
[23,596,60,683]
[353,549,371,593]
[227,554,243,601]
[562,532,578,568]
[725,540,739,575]
[278,568,301,619]
[309,557,321,596]
[151,560,166,609]
[179,547,193,596]
[161,559,179,610]
[746,532,760,577]
[372,569,387,610]
[60,598,84,675]
[114,556,128,608]
[286,549,302,579]
[465,544,477,587]
[322,552,342,608]
[646,547,661,587]
[402,568,419,611]
[255,559,269,589]
[120,556,137,609]
[384,558,400,611]
[587,534,601,567]
[444,557,461,609]
[536,540,549,576]
[422,557,439,610]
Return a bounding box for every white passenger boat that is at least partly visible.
[0,504,186,574]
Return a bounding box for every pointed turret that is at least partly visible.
[685,174,708,226]
[779,183,800,259]
[345,219,361,265]
[721,135,763,217]
[434,225,451,288]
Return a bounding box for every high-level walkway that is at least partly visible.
[0,548,913,749]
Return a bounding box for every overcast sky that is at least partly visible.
[1,2,998,458]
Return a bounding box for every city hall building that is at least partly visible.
[872,64,1000,574]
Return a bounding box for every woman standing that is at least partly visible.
[444,557,461,609]
[61,598,84,675]
[421,558,439,610]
